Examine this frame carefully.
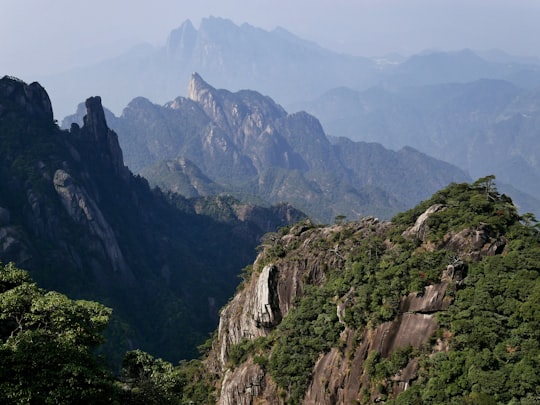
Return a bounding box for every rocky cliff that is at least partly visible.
[198,178,538,404]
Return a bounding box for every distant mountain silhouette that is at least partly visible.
[297,78,540,215]
[43,17,377,118]
[43,18,540,119]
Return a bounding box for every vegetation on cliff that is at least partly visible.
[210,176,540,404]
[1,177,539,403]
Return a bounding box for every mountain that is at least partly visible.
[299,78,540,215]
[0,76,304,364]
[64,73,470,223]
[186,177,539,404]
[380,49,514,88]
[41,17,377,119]
[40,17,540,120]
[112,177,540,403]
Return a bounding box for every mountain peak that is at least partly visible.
[0,76,53,121]
[187,72,215,102]
[81,96,129,180]
[199,16,237,31]
[83,96,108,140]
[166,19,197,61]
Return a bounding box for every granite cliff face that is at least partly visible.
[205,183,518,403]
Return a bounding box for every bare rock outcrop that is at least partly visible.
[218,362,273,405]
[402,203,445,241]
[82,96,130,181]
[53,169,132,280]
[0,76,53,120]
[217,263,281,367]
[442,226,506,260]
[400,282,451,314]
[188,73,231,132]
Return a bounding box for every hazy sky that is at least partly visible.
[2,0,540,80]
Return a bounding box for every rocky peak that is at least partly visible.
[187,73,235,134]
[198,16,239,38]
[83,96,109,142]
[166,19,197,61]
[402,203,445,241]
[187,72,215,103]
[80,96,130,180]
[0,76,53,121]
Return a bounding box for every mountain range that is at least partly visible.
[2,15,540,403]
[41,17,377,119]
[43,17,540,217]
[41,18,540,120]
[63,73,470,223]
[297,78,540,215]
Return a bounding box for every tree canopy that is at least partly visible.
[0,262,116,404]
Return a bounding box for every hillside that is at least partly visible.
[194,176,540,404]
[64,73,470,223]
[0,76,303,363]
[2,162,539,402]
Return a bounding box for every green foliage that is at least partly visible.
[120,350,215,404]
[392,177,520,240]
[0,263,216,404]
[267,283,343,404]
[394,219,540,403]
[0,262,117,404]
[228,336,271,368]
[120,350,179,404]
[253,178,540,403]
[332,236,450,331]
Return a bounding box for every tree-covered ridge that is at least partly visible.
[389,177,540,404]
[208,177,540,404]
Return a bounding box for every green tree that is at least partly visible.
[0,262,117,404]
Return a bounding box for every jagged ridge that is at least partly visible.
[64,73,470,223]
